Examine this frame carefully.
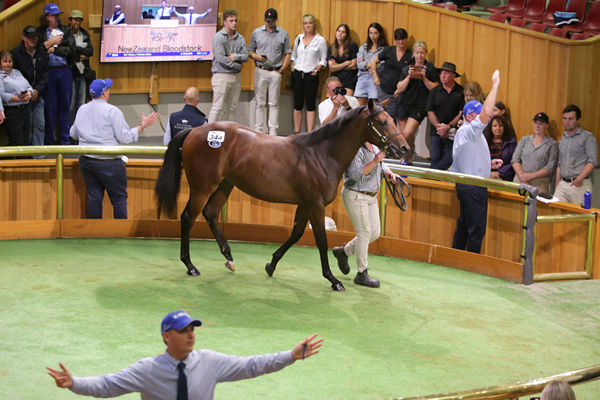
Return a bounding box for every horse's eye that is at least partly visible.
[380,120,387,126]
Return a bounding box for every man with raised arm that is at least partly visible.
[450,70,500,254]
[48,310,323,399]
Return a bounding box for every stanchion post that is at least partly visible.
[56,154,64,220]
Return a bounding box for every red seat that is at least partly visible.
[528,22,547,32]
[505,0,545,19]
[522,0,566,23]
[547,0,587,28]
[570,32,588,39]
[487,0,527,14]
[490,12,508,23]
[433,2,458,11]
[564,0,600,32]
[548,27,569,36]
[510,17,528,27]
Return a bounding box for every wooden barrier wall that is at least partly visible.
[0,0,598,141]
[0,159,597,280]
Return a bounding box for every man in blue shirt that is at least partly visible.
[70,78,158,219]
[47,310,323,400]
[450,70,500,254]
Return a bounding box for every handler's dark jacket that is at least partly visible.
[69,26,94,78]
[11,41,49,94]
[36,22,76,64]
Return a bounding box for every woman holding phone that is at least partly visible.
[0,50,33,147]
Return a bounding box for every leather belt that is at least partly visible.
[348,188,377,197]
[256,64,280,71]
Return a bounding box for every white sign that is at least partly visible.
[207,130,225,149]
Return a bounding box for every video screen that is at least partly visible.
[100,0,219,62]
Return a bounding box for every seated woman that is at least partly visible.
[327,24,358,96]
[511,112,558,194]
[0,50,33,147]
[368,28,412,119]
[483,115,517,181]
[394,40,439,151]
[354,22,388,106]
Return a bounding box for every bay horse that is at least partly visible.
[154,100,409,291]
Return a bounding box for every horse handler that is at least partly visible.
[48,310,322,399]
[332,141,401,288]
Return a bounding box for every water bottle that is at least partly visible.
[583,191,591,209]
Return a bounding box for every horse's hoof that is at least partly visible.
[225,260,235,272]
[187,267,200,276]
[331,282,345,291]
[265,263,274,277]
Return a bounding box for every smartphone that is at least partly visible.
[20,90,28,95]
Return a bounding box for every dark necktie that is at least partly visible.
[177,362,188,400]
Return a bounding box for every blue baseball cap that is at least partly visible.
[463,100,482,115]
[161,310,202,334]
[89,78,113,98]
[44,3,62,15]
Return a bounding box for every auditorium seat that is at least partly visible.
[489,12,508,22]
[563,0,600,33]
[546,0,587,27]
[528,22,547,32]
[433,2,459,11]
[521,0,566,23]
[505,0,545,19]
[487,0,526,14]
[569,32,588,39]
[548,27,569,36]
[509,17,528,27]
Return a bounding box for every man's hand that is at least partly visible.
[47,362,73,389]
[0,110,5,124]
[491,159,503,170]
[436,123,450,137]
[32,89,39,102]
[492,69,500,87]
[572,177,584,187]
[141,112,159,129]
[292,333,323,361]
[385,169,400,184]
[228,54,236,62]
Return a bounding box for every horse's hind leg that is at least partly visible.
[181,190,209,276]
[203,179,235,272]
[265,207,308,277]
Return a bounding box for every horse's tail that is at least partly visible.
[154,128,192,218]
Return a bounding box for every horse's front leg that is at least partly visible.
[265,207,308,277]
[180,190,210,276]
[308,207,344,291]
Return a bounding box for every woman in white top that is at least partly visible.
[0,50,33,147]
[290,14,327,133]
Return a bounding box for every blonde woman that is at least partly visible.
[290,14,327,133]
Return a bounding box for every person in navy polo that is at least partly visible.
[163,87,207,145]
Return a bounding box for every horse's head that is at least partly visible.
[364,99,411,159]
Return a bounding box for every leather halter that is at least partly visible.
[367,120,402,151]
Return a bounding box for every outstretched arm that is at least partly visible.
[47,362,73,389]
[480,70,500,125]
[291,333,323,360]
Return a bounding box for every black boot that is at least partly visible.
[354,269,380,288]
[332,246,350,275]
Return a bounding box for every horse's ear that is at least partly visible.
[380,97,391,108]
[368,98,375,112]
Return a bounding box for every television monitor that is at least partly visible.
[100,0,219,63]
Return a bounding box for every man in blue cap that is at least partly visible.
[69,78,158,219]
[47,310,323,399]
[450,70,500,254]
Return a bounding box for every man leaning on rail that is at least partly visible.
[69,78,158,219]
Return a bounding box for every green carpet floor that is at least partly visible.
[0,238,599,400]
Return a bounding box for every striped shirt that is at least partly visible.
[356,43,383,77]
[344,144,390,193]
[557,127,598,178]
[511,134,558,174]
[248,25,292,69]
[211,28,248,74]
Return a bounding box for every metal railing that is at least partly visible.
[0,146,596,283]
[394,363,600,400]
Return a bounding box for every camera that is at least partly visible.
[332,86,346,96]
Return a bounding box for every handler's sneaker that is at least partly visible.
[354,269,380,288]
[332,246,350,275]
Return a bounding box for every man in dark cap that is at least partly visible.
[248,8,291,135]
[11,25,49,147]
[48,310,323,399]
[68,9,94,125]
[426,61,465,170]
[37,2,76,145]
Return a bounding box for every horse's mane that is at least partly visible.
[290,105,368,147]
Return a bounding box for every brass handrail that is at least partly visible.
[394,363,600,400]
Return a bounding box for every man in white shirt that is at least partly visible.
[107,5,125,25]
[319,76,360,126]
[173,6,212,24]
